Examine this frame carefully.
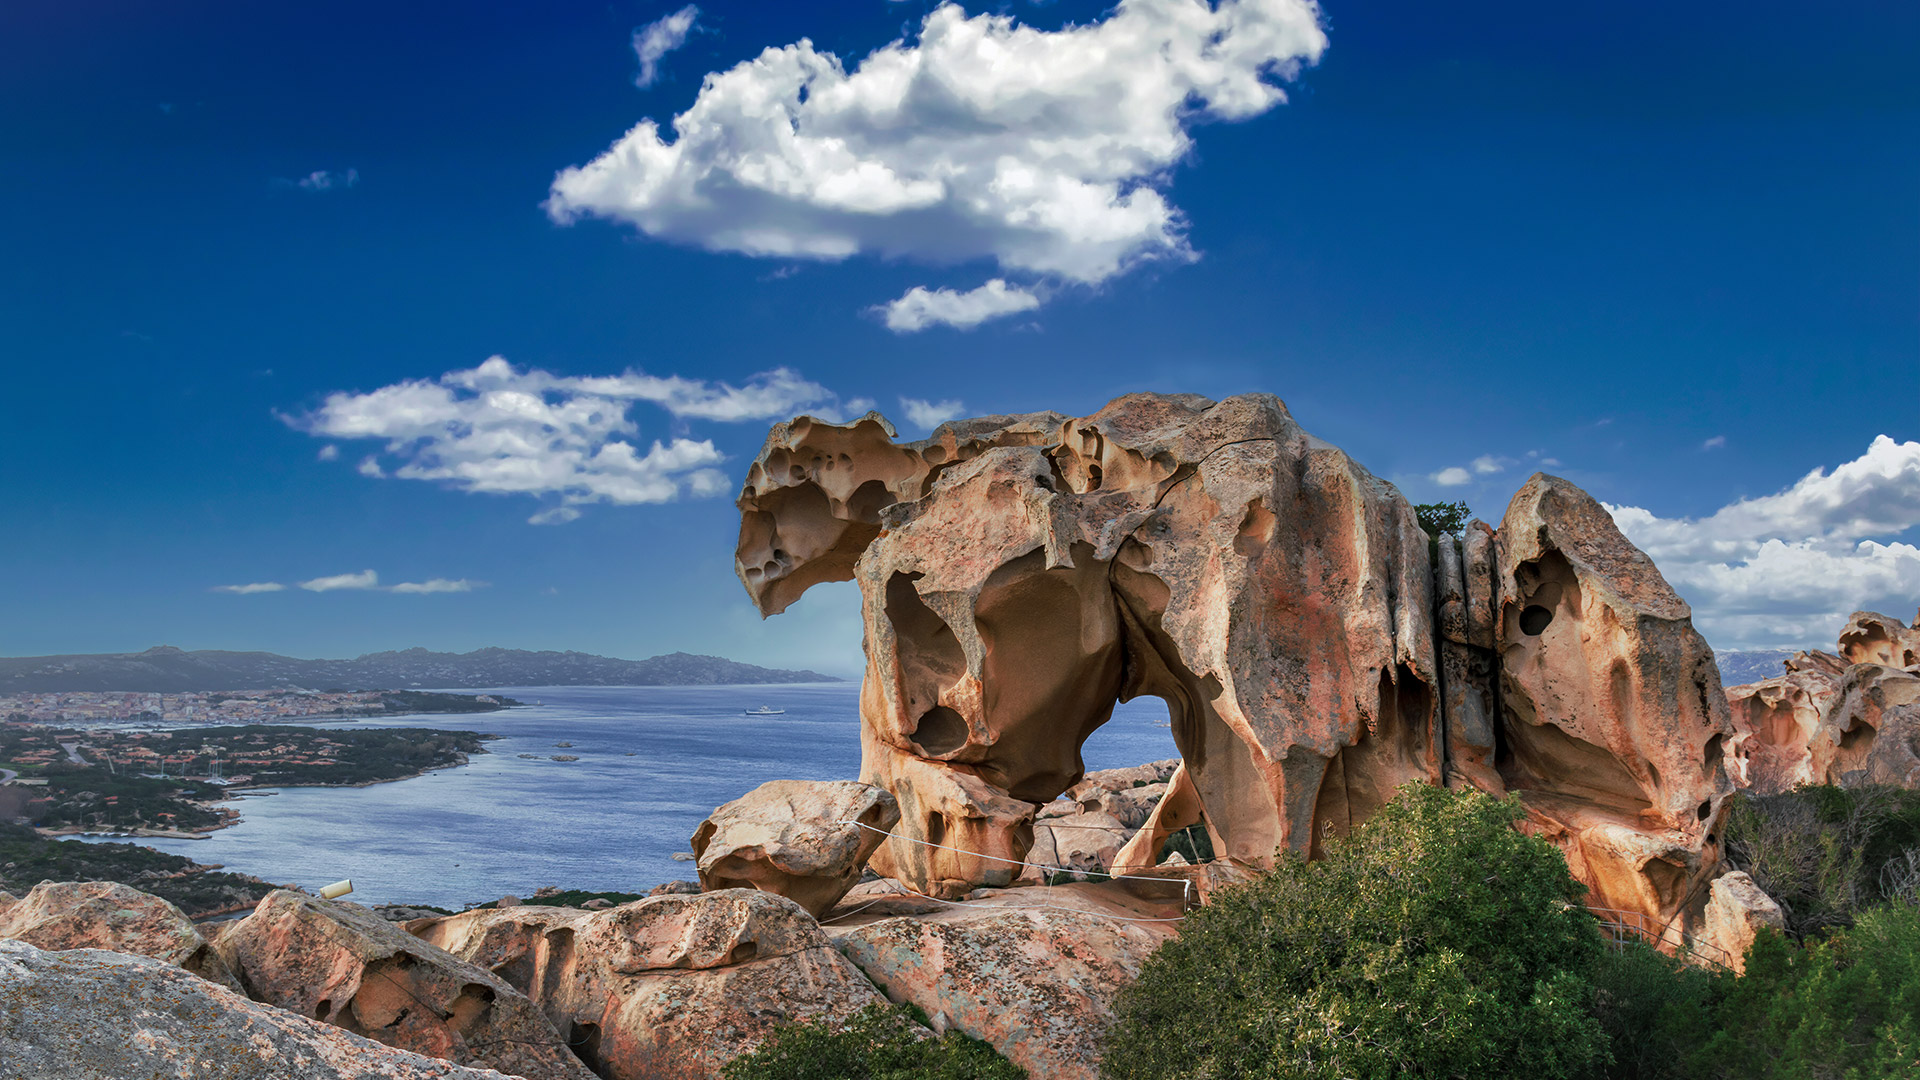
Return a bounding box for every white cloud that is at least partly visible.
[286,168,359,193]
[1702,435,1727,450]
[389,578,482,595]
[316,444,340,461]
[1471,454,1510,475]
[1608,435,1920,650]
[1433,467,1472,487]
[289,356,865,522]
[548,0,1327,316]
[299,570,380,592]
[900,397,966,430]
[634,5,699,88]
[212,582,286,595]
[529,506,583,526]
[879,280,1040,332]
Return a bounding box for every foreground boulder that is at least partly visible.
[1699,871,1786,975]
[0,940,517,1080]
[214,890,593,1080]
[411,888,889,1080]
[0,880,238,989]
[690,779,899,917]
[827,882,1181,1080]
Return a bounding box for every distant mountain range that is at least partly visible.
[0,646,841,693]
[1714,649,1798,687]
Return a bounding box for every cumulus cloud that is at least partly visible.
[880,280,1040,332]
[299,570,380,592]
[900,397,966,430]
[288,356,865,522]
[1471,454,1511,475]
[1608,435,1920,649]
[316,444,339,461]
[634,5,699,87]
[212,582,286,595]
[1433,467,1472,487]
[549,0,1327,317]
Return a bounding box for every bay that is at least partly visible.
[85,684,1178,910]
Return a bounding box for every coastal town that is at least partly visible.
[0,688,514,727]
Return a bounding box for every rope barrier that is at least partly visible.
[837,818,1194,919]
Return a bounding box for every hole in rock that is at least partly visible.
[1697,800,1713,821]
[1519,605,1555,636]
[912,705,969,757]
[1082,696,1180,773]
[846,479,894,524]
[314,999,331,1020]
[568,1021,609,1077]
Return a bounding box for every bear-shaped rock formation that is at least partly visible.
[735,393,1735,933]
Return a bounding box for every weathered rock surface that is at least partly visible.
[1839,610,1920,669]
[410,888,889,1080]
[690,779,899,918]
[827,882,1178,1080]
[0,939,517,1080]
[213,890,593,1080]
[0,880,238,990]
[1700,871,1785,975]
[1727,671,1842,794]
[735,395,1745,934]
[1491,475,1735,929]
[738,393,1439,897]
[1722,611,1920,795]
[1024,807,1128,879]
[1815,663,1920,788]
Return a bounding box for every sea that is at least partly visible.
[79,684,1179,911]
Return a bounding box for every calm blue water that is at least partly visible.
[83,685,1176,910]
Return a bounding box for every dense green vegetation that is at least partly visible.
[1104,784,1609,1079]
[722,1004,1026,1080]
[1415,500,1472,562]
[1721,784,1920,937]
[1099,782,1920,1080]
[0,822,272,915]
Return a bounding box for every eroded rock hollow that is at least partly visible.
[736,393,1735,931]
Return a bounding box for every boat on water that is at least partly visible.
[742,705,786,716]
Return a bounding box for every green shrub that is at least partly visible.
[1101,783,1609,1080]
[1695,903,1920,1079]
[721,1003,1026,1080]
[1588,941,1714,1080]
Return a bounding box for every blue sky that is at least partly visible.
[2,0,1915,675]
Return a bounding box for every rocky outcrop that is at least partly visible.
[213,890,593,1080]
[1727,671,1842,793]
[738,393,1439,898]
[1721,611,1920,794]
[1489,475,1735,929]
[410,889,889,1080]
[689,780,899,918]
[0,880,238,990]
[1838,610,1920,669]
[1815,663,1920,788]
[827,882,1180,1080]
[1699,871,1785,975]
[1025,806,1128,879]
[0,940,518,1080]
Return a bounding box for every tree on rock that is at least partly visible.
[1101,783,1609,1080]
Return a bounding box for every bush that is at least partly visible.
[1722,785,1920,937]
[721,1003,1025,1080]
[1694,903,1920,1079]
[1588,942,1714,1080]
[1101,783,1609,1080]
